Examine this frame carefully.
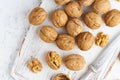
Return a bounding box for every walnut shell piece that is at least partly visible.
[104,9,120,27]
[83,12,102,30]
[55,0,71,5]
[78,0,95,6]
[29,7,47,25]
[39,25,58,43]
[92,0,111,14]
[63,54,86,71]
[51,9,68,28]
[77,32,95,51]
[46,51,62,70]
[67,19,83,37]
[56,34,75,50]
[53,73,71,80]
[65,1,83,18]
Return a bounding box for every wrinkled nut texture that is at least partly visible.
[92,0,111,14]
[67,19,83,37]
[29,7,47,25]
[84,12,102,29]
[39,26,58,43]
[104,9,120,27]
[65,1,83,18]
[77,32,94,51]
[55,0,71,5]
[46,51,62,70]
[79,0,95,6]
[64,54,86,71]
[51,9,68,28]
[53,73,71,80]
[28,58,42,73]
[56,34,75,50]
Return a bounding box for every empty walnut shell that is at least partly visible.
[51,9,68,28]
[63,54,86,71]
[55,0,71,5]
[104,9,120,27]
[83,12,103,29]
[77,32,95,51]
[56,34,75,50]
[53,73,71,80]
[79,0,95,6]
[46,51,62,70]
[65,1,83,18]
[29,7,47,25]
[67,19,83,37]
[39,26,58,43]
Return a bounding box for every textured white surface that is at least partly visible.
[0,0,120,80]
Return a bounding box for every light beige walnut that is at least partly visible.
[77,32,95,51]
[39,25,58,43]
[92,0,111,14]
[46,51,62,70]
[53,73,71,80]
[104,9,120,27]
[56,34,75,50]
[79,0,95,6]
[29,7,47,25]
[83,12,103,29]
[51,9,68,28]
[55,0,71,5]
[67,19,83,37]
[63,54,86,71]
[65,1,83,18]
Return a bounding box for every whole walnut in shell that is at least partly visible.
[79,0,95,6]
[51,9,68,28]
[53,73,71,80]
[92,0,111,14]
[104,9,120,27]
[55,0,71,5]
[67,19,83,37]
[56,34,75,50]
[29,7,47,25]
[63,54,86,71]
[83,12,103,29]
[39,26,58,43]
[77,32,95,51]
[65,1,83,18]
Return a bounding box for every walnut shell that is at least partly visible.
[63,54,86,71]
[67,19,83,37]
[79,0,95,6]
[55,0,71,5]
[83,12,102,29]
[92,0,111,14]
[65,1,83,18]
[53,73,71,80]
[77,32,95,51]
[56,34,75,50]
[46,51,62,70]
[104,9,120,27]
[39,26,58,43]
[51,9,68,28]
[29,7,47,25]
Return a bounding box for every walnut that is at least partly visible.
[63,54,86,71]
[65,1,83,18]
[77,32,95,51]
[67,19,83,37]
[104,9,120,27]
[55,0,71,5]
[56,34,75,50]
[46,51,62,70]
[78,0,95,6]
[95,32,109,47]
[29,7,47,25]
[28,58,42,73]
[83,12,103,30]
[51,9,68,28]
[39,25,58,43]
[53,73,71,80]
[92,0,111,14]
